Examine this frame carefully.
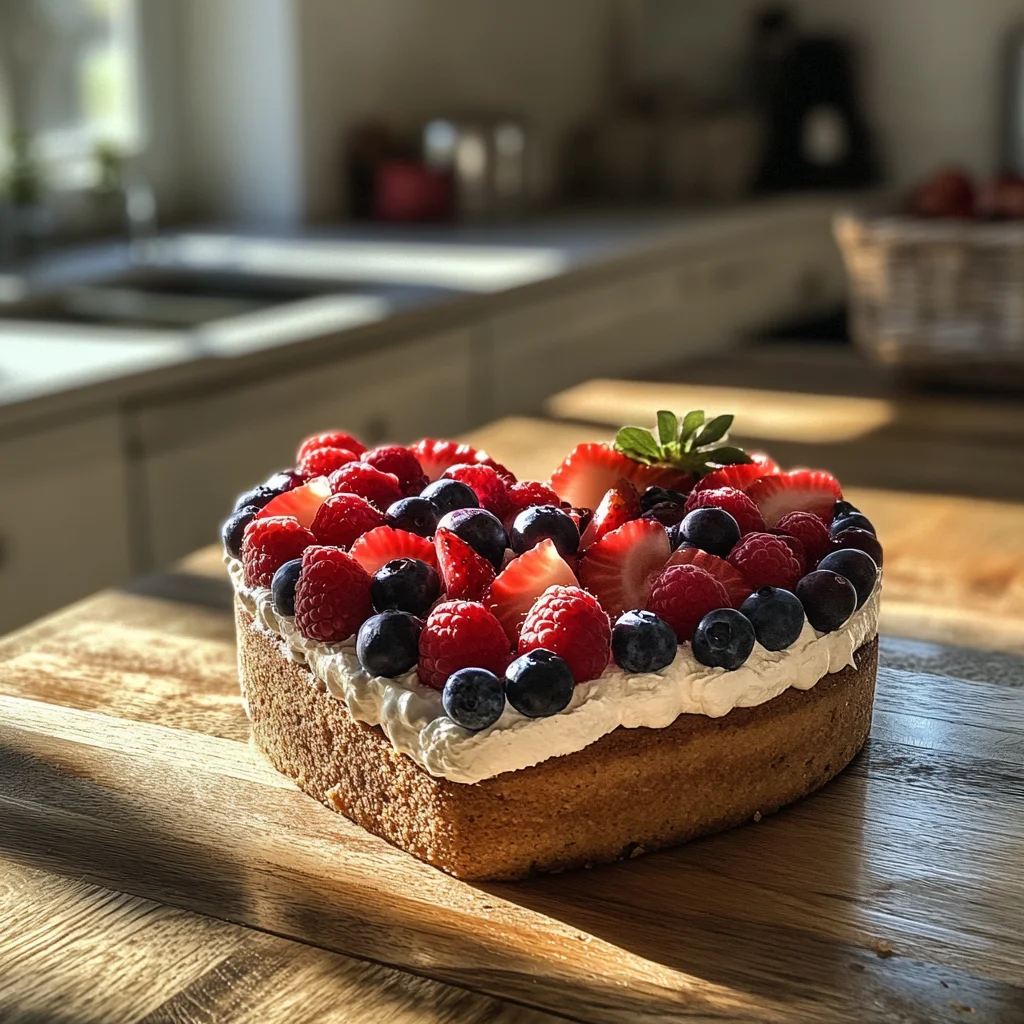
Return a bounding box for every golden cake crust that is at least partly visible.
[236,599,877,880]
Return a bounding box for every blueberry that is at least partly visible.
[830,512,875,538]
[371,557,440,617]
[437,507,508,569]
[739,587,805,651]
[385,496,440,537]
[640,486,687,514]
[356,610,423,677]
[222,505,259,558]
[612,610,677,673]
[264,468,303,493]
[795,570,858,633]
[817,549,878,609]
[505,649,575,718]
[509,505,579,559]
[442,668,506,731]
[833,499,860,519]
[233,484,279,513]
[642,501,687,527]
[420,478,479,515]
[271,557,303,616]
[832,527,884,567]
[692,608,756,670]
[679,507,741,557]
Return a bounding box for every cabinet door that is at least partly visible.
[0,415,132,633]
[135,328,475,569]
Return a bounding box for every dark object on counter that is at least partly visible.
[373,160,453,222]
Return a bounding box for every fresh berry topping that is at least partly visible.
[518,585,611,683]
[818,549,878,609]
[256,477,332,528]
[442,668,506,731]
[409,439,480,482]
[384,496,441,537]
[728,532,803,591]
[420,478,479,515]
[356,609,423,677]
[297,446,359,480]
[639,486,688,514]
[565,506,594,535]
[417,600,510,690]
[611,610,677,673]
[505,480,561,523]
[297,431,366,460]
[767,529,807,573]
[484,539,578,642]
[349,526,437,575]
[831,528,884,567]
[692,608,755,670]
[739,587,805,651]
[579,481,640,550]
[370,557,441,617]
[442,463,509,518]
[678,507,741,557]
[474,454,518,487]
[795,570,857,633]
[510,505,580,560]
[264,469,304,494]
[361,446,428,496]
[310,493,384,549]
[434,529,496,600]
[830,512,876,538]
[746,470,842,527]
[664,546,753,608]
[436,507,508,569]
[833,499,860,519]
[776,511,832,566]
[222,505,260,558]
[233,484,279,513]
[684,486,766,535]
[241,516,316,587]
[647,564,731,643]
[293,546,373,642]
[579,518,671,620]
[270,557,303,616]
[691,454,780,495]
[504,650,575,718]
[549,443,691,511]
[328,462,403,511]
[642,501,687,528]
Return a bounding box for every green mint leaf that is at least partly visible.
[679,410,705,446]
[694,414,733,448]
[614,426,662,463]
[656,410,678,447]
[705,445,753,466]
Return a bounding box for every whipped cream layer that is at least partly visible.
[228,557,880,784]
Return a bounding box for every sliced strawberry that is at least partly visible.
[666,546,753,608]
[579,480,640,551]
[746,470,842,527]
[256,477,332,528]
[692,454,781,495]
[409,439,480,482]
[484,539,578,642]
[434,528,495,601]
[296,431,366,461]
[579,518,671,619]
[349,526,437,575]
[549,443,692,511]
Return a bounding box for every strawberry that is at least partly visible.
[310,493,384,549]
[579,480,640,551]
[328,462,403,511]
[746,470,842,527]
[409,439,480,482]
[728,532,803,591]
[518,585,611,683]
[776,510,832,566]
[360,446,428,496]
[684,486,766,535]
[349,526,437,575]
[294,545,373,642]
[691,453,781,495]
[474,453,518,487]
[297,446,359,480]
[578,517,671,619]
[297,431,367,461]
[648,564,730,642]
[665,546,752,608]
[241,516,316,587]
[484,539,578,642]
[417,600,511,690]
[442,463,509,518]
[256,477,332,528]
[435,529,496,600]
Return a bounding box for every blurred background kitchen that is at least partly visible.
[4,0,1024,635]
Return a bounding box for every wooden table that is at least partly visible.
[4,392,1024,1023]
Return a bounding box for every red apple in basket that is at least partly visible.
[978,173,1024,220]
[909,168,976,219]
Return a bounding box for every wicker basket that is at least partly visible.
[834,212,1024,383]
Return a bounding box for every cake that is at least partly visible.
[223,411,882,880]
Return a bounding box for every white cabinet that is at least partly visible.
[0,415,132,634]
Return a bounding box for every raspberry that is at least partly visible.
[474,454,517,487]
[776,510,832,567]
[518,585,611,683]
[442,463,509,518]
[768,529,806,573]
[505,480,561,520]
[294,546,373,642]
[297,431,366,460]
[361,446,428,497]
[728,532,802,591]
[684,486,765,535]
[328,462,403,511]
[310,493,384,549]
[647,564,730,642]
[297,446,358,480]
[417,600,511,690]
[241,516,316,587]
